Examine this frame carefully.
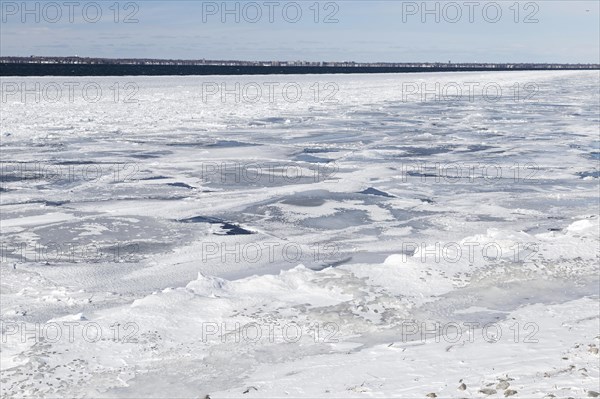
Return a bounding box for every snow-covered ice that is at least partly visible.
[1,71,599,398]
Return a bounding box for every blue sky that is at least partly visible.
[1,1,599,63]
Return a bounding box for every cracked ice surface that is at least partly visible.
[1,71,599,398]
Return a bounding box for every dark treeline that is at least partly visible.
[1,57,598,76]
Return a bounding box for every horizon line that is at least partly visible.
[2,55,599,67]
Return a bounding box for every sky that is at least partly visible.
[1,0,599,63]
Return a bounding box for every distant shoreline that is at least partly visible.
[3,64,599,77]
[2,57,598,77]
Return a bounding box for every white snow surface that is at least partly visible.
[1,71,599,398]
